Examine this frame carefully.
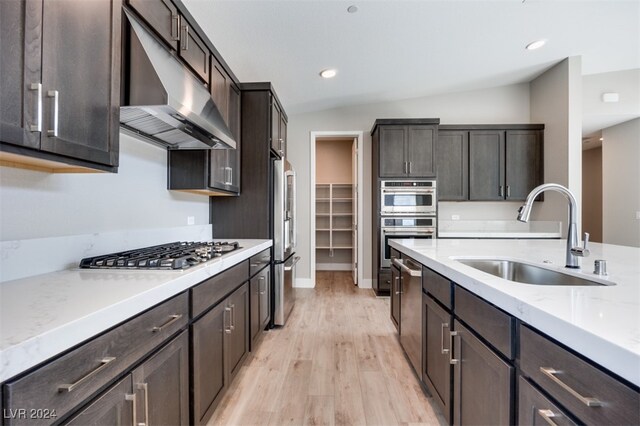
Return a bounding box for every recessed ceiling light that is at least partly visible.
[526,40,546,50]
[347,5,358,13]
[320,69,337,79]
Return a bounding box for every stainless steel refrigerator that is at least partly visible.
[273,158,299,325]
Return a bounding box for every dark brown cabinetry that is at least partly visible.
[132,331,189,425]
[374,123,437,178]
[0,0,121,172]
[64,377,134,425]
[437,125,544,201]
[390,257,401,332]
[270,100,287,157]
[178,20,209,82]
[127,0,180,50]
[423,294,452,424]
[452,320,514,426]
[518,376,577,426]
[250,265,271,349]
[192,280,249,425]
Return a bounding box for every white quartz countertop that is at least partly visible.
[0,239,272,383]
[389,238,640,386]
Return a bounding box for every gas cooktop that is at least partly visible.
[79,241,241,270]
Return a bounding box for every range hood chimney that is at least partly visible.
[120,9,236,150]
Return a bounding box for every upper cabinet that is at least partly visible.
[127,0,180,50]
[178,20,209,83]
[271,98,287,157]
[0,0,121,172]
[437,125,544,201]
[371,120,439,178]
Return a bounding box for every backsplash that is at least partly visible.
[0,224,212,282]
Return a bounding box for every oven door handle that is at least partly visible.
[284,256,301,271]
[382,189,435,194]
[383,230,435,235]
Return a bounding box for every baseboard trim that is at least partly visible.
[358,278,373,289]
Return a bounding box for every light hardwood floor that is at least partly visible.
[208,271,446,426]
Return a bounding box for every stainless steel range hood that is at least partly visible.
[120,9,236,150]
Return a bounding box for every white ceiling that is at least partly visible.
[183,0,640,116]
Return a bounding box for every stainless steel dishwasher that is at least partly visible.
[393,255,423,375]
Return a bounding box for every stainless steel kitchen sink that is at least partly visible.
[454,258,615,286]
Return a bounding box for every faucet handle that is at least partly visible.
[571,232,591,257]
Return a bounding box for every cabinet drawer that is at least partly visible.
[378,269,391,291]
[249,248,270,278]
[519,324,639,426]
[3,292,188,425]
[422,266,452,309]
[454,285,514,359]
[518,376,577,426]
[192,261,249,318]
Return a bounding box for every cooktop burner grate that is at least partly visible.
[79,241,241,270]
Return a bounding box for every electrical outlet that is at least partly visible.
[452,215,460,221]
[187,216,195,225]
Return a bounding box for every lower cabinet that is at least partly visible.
[452,320,513,426]
[192,282,249,425]
[422,294,452,424]
[64,377,134,425]
[390,262,401,332]
[518,376,577,426]
[250,265,271,349]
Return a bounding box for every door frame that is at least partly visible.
[310,131,366,288]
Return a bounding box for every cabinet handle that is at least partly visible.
[537,409,560,426]
[29,83,42,132]
[259,276,266,294]
[230,303,236,331]
[279,138,284,155]
[125,393,137,426]
[58,357,116,392]
[449,331,459,365]
[506,185,511,197]
[441,322,450,354]
[408,161,412,174]
[499,185,504,197]
[47,90,59,137]
[171,14,180,41]
[539,367,603,407]
[136,382,149,426]
[224,306,232,334]
[151,314,183,333]
[181,25,189,50]
[394,276,402,295]
[224,166,233,185]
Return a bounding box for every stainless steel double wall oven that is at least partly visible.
[380,180,437,268]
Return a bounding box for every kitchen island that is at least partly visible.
[389,237,639,425]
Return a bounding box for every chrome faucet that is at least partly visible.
[517,183,589,269]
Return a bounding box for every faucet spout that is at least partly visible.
[516,183,585,269]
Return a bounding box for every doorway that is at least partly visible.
[310,131,364,287]
[582,133,603,242]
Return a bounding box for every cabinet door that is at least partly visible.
[390,265,401,332]
[452,320,513,426]
[128,0,179,50]
[192,302,226,425]
[0,0,41,149]
[227,84,241,191]
[271,100,283,155]
[423,295,452,424]
[505,130,542,200]
[280,113,287,158]
[64,376,134,425]
[39,0,121,168]
[436,131,469,201]
[226,282,249,382]
[469,130,505,200]
[379,126,406,177]
[210,57,229,124]
[250,275,261,346]
[259,266,271,330]
[132,331,189,426]
[178,21,209,83]
[406,125,435,177]
[518,376,577,426]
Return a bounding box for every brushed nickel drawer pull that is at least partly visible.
[230,303,236,331]
[125,393,137,426]
[540,367,603,407]
[152,314,183,333]
[537,409,559,426]
[171,14,180,41]
[47,90,59,137]
[58,357,116,392]
[449,331,459,365]
[259,276,266,294]
[224,306,232,334]
[441,322,450,354]
[29,83,42,132]
[181,25,189,50]
[136,382,149,426]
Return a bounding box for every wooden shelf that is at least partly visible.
[315,183,354,252]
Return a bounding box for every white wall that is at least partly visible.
[602,118,640,247]
[287,83,532,283]
[530,57,583,234]
[0,132,210,241]
[583,69,640,135]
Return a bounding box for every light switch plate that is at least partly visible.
[452,215,460,220]
[187,216,195,225]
